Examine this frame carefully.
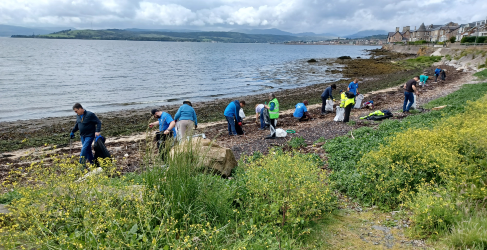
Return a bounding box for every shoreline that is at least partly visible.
[0,48,414,153]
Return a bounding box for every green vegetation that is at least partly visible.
[324,82,487,247]
[287,136,307,149]
[12,29,297,43]
[445,54,452,61]
[397,55,443,69]
[0,190,21,204]
[461,36,487,44]
[407,40,431,45]
[0,139,335,249]
[449,36,456,43]
[474,69,487,79]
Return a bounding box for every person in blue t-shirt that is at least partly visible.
[149,109,177,157]
[347,78,359,96]
[293,100,312,122]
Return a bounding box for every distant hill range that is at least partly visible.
[230,28,338,40]
[11,29,298,43]
[0,25,74,37]
[6,25,388,42]
[343,30,388,39]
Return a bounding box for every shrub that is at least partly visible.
[448,214,487,249]
[240,150,335,231]
[474,69,487,79]
[449,37,456,43]
[288,137,307,149]
[461,36,487,44]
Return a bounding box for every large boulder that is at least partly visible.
[170,138,238,177]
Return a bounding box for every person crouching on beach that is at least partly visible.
[419,73,429,87]
[70,103,102,166]
[224,100,246,136]
[149,109,177,159]
[293,100,312,122]
[174,100,197,141]
[264,93,279,139]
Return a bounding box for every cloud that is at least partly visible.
[0,0,486,34]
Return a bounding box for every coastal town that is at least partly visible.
[387,17,487,43]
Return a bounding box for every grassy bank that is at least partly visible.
[324,82,487,248]
[0,141,335,249]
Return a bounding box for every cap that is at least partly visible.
[151,109,158,115]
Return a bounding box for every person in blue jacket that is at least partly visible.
[149,109,177,158]
[434,66,441,82]
[293,100,312,122]
[347,78,359,96]
[174,100,197,141]
[224,100,246,136]
[70,103,102,166]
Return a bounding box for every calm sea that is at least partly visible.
[0,37,379,122]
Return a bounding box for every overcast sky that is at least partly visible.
[1,0,486,35]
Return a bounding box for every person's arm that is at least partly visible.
[70,121,79,138]
[164,121,176,135]
[174,107,182,121]
[412,85,419,95]
[193,110,198,127]
[149,121,160,128]
[304,111,312,118]
[269,102,275,111]
[92,113,102,137]
[330,89,334,100]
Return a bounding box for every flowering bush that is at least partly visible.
[240,149,335,231]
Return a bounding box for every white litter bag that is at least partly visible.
[239,108,246,119]
[334,107,345,122]
[354,94,364,109]
[411,94,417,110]
[276,128,287,138]
[325,99,334,112]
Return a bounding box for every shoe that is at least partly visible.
[258,128,265,130]
[321,112,326,115]
[265,135,276,139]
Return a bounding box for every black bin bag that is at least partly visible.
[93,136,111,166]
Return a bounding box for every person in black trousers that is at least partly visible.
[321,84,337,115]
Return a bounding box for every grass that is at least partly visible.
[474,68,487,80]
[397,56,443,70]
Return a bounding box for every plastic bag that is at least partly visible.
[239,108,246,119]
[325,99,334,112]
[411,94,417,110]
[276,128,287,138]
[93,136,111,166]
[334,107,345,122]
[263,108,271,126]
[354,94,364,109]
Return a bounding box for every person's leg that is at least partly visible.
[299,113,309,122]
[226,116,237,135]
[269,119,276,137]
[159,132,174,161]
[343,104,352,123]
[406,92,415,111]
[80,136,94,165]
[435,74,438,82]
[403,92,408,112]
[321,96,326,113]
[176,121,184,141]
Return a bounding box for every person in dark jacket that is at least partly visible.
[321,84,337,115]
[70,103,102,165]
[224,100,246,136]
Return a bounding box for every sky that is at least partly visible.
[1,0,487,35]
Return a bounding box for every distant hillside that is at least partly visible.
[0,25,73,37]
[344,30,388,39]
[12,29,298,43]
[230,28,295,36]
[230,28,338,40]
